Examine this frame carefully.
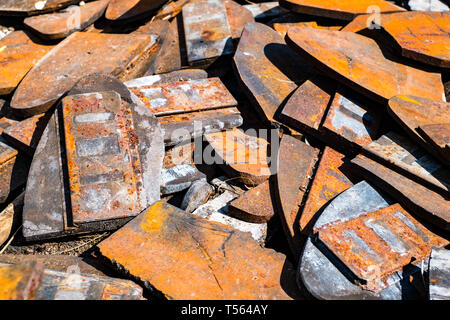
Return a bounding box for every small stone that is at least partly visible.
[180,179,214,212]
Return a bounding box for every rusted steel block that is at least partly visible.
[428,248,450,300]
[321,92,382,152]
[300,181,428,300]
[0,31,54,95]
[340,14,371,32]
[0,0,78,16]
[23,0,109,40]
[159,108,243,146]
[0,117,18,135]
[351,154,450,232]
[0,140,28,204]
[377,12,450,68]
[105,0,167,22]
[228,180,275,223]
[273,22,341,38]
[279,77,334,137]
[234,22,312,123]
[129,77,237,116]
[126,69,208,87]
[154,0,190,20]
[299,147,354,234]
[205,128,272,186]
[279,0,404,21]
[224,0,255,39]
[315,204,448,293]
[0,262,44,300]
[286,27,445,104]
[418,123,450,165]
[243,2,289,20]
[363,132,450,195]
[0,193,22,248]
[10,32,159,117]
[388,95,450,165]
[97,200,291,299]
[22,74,164,240]
[182,0,234,66]
[274,134,318,259]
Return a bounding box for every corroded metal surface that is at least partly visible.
[273,22,341,38]
[378,11,450,68]
[315,204,448,293]
[129,77,237,116]
[417,123,450,165]
[274,134,318,259]
[126,69,208,87]
[10,32,159,116]
[0,140,28,204]
[161,164,205,195]
[24,0,109,40]
[0,117,18,135]
[363,132,450,195]
[0,193,22,247]
[154,0,189,20]
[159,107,243,146]
[105,0,167,21]
[428,248,450,300]
[224,0,254,39]
[0,0,78,16]
[97,201,291,300]
[0,262,43,300]
[243,2,289,20]
[351,154,450,232]
[299,147,354,234]
[286,27,445,104]
[182,0,234,66]
[205,128,272,186]
[321,92,382,151]
[233,22,312,123]
[0,31,54,95]
[279,0,404,21]
[388,95,450,165]
[228,180,275,223]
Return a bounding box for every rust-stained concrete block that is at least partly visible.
[97,201,291,299]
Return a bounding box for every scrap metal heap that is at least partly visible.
[0,0,449,300]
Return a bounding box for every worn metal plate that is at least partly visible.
[378,12,450,68]
[388,95,450,164]
[300,147,354,234]
[0,262,43,300]
[417,123,450,165]
[286,27,445,104]
[159,107,243,146]
[23,0,109,40]
[363,132,450,195]
[182,0,234,65]
[340,14,371,32]
[0,140,28,204]
[105,0,167,21]
[233,22,313,123]
[97,200,291,299]
[321,92,382,151]
[428,248,450,300]
[0,31,54,95]
[299,181,427,300]
[279,0,404,21]
[205,128,272,186]
[0,117,18,135]
[243,2,289,20]
[126,69,208,88]
[315,203,448,293]
[154,0,189,20]
[0,0,78,16]
[224,0,254,39]
[228,180,275,223]
[351,154,450,232]
[129,77,237,116]
[273,22,342,38]
[274,134,318,259]
[279,77,334,137]
[10,32,159,117]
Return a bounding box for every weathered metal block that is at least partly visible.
[243,2,289,20]
[0,117,18,135]
[286,27,445,104]
[274,134,318,259]
[0,0,78,16]
[388,95,450,165]
[105,0,167,21]
[154,0,190,20]
[10,32,159,116]
[321,92,382,151]
[0,262,43,300]
[224,0,254,39]
[377,11,450,68]
[418,123,450,165]
[228,180,275,223]
[351,154,450,232]
[129,77,237,116]
[97,200,290,299]
[363,132,450,195]
[0,140,28,204]
[273,22,342,38]
[182,0,234,66]
[125,69,208,88]
[233,22,312,123]
[299,147,354,234]
[428,248,450,300]
[0,31,54,95]
[24,0,108,40]
[204,128,272,186]
[315,204,448,293]
[279,0,404,21]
